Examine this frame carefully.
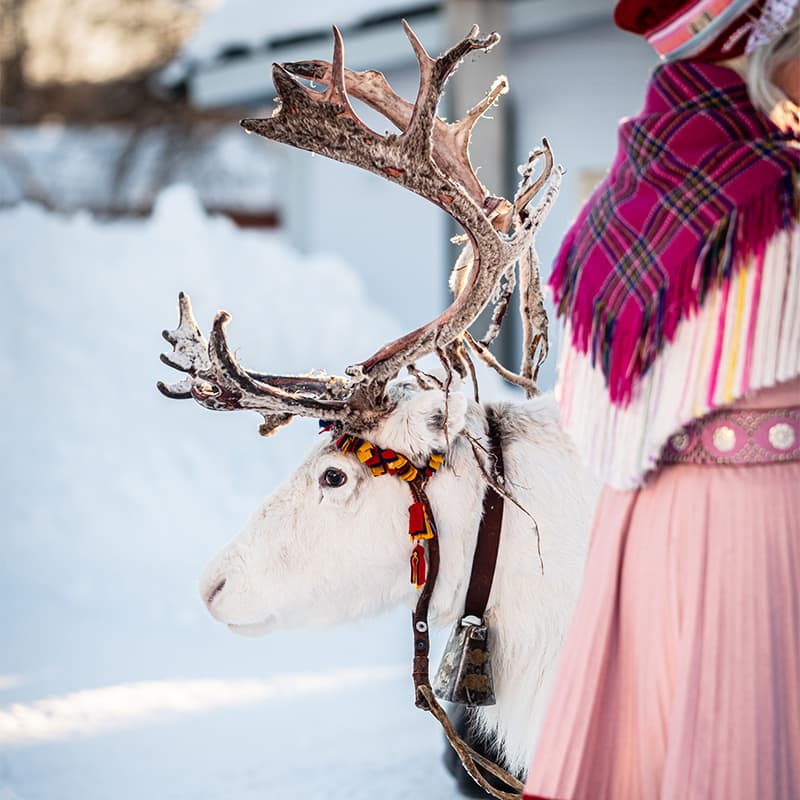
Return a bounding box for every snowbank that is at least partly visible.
[1,188,461,799]
[2,185,402,626]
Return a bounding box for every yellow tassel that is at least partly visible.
[398,465,418,481]
[356,441,374,462]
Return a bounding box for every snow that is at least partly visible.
[0,668,407,746]
[0,187,478,798]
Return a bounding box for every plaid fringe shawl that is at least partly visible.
[549,60,800,406]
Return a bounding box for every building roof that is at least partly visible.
[183,0,435,61]
[163,0,613,108]
[0,124,280,215]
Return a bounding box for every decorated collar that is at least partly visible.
[331,431,444,589]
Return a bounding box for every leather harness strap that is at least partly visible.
[463,416,505,621]
[411,478,439,689]
[412,417,506,693]
[333,419,519,798]
[410,419,522,800]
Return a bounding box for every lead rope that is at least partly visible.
[419,686,525,799]
[330,429,524,800]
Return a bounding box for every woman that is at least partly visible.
[524,1,800,798]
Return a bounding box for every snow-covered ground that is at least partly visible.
[1,188,512,798]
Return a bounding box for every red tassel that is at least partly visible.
[410,544,426,588]
[408,501,426,539]
[408,501,435,540]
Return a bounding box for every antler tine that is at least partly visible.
[451,77,510,210]
[158,294,378,436]
[325,26,356,115]
[519,243,549,393]
[399,20,438,151]
[158,292,210,399]
[515,139,555,216]
[463,331,539,395]
[461,76,508,133]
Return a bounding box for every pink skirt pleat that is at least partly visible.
[524,457,800,800]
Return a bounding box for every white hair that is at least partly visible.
[745,4,800,116]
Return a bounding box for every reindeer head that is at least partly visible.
[158,20,561,631]
[196,382,492,636]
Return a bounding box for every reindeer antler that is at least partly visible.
[159,22,561,434]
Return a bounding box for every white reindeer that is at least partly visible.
[197,381,595,777]
[158,22,597,795]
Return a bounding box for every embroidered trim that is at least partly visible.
[660,406,800,464]
[646,0,759,60]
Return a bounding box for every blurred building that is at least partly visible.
[0,0,279,224]
[1,0,657,380]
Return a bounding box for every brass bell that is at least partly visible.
[432,615,496,706]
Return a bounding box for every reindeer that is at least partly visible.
[158,22,597,798]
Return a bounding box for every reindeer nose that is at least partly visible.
[204,577,227,607]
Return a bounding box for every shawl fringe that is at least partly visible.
[551,167,799,406]
[556,226,800,488]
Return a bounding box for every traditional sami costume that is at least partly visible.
[523,1,800,797]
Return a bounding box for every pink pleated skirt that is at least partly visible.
[524,380,800,800]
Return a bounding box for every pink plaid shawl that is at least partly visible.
[549,60,800,405]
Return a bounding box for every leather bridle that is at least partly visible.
[334,417,524,799]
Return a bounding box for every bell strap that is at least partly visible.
[412,415,506,690]
[411,419,522,800]
[463,415,505,621]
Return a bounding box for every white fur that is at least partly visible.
[199,383,598,776]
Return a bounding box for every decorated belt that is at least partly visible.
[660,406,800,466]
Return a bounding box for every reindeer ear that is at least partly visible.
[377,388,468,463]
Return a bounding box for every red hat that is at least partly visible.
[614,0,767,60]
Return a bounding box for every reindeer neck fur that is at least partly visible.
[410,394,592,776]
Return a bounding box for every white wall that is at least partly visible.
[281,63,451,340]
[511,19,657,274]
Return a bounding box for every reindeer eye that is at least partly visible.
[321,468,348,488]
